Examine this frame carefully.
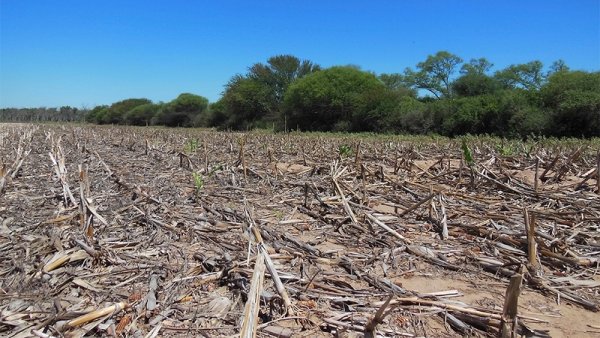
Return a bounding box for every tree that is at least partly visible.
[283,66,387,132]
[248,54,321,104]
[124,103,160,126]
[452,73,500,97]
[460,58,493,75]
[541,71,600,137]
[404,51,463,98]
[86,105,109,123]
[153,93,208,127]
[220,55,320,129]
[104,98,151,124]
[378,73,416,97]
[58,106,79,121]
[547,59,570,77]
[219,75,274,129]
[204,100,228,128]
[494,61,545,90]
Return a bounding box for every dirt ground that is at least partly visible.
[1,124,599,337]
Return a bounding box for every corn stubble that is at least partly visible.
[0,123,599,337]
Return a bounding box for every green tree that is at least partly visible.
[105,98,151,124]
[547,59,570,76]
[452,73,500,97]
[86,105,109,123]
[494,61,545,90]
[541,71,600,137]
[460,58,493,75]
[153,93,208,127]
[204,100,228,128]
[220,55,320,129]
[283,66,387,131]
[124,103,161,126]
[404,51,463,98]
[219,75,274,129]
[248,54,321,103]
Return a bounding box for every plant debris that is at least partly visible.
[1,124,599,337]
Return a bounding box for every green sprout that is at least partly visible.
[461,139,474,167]
[184,138,198,153]
[192,171,204,193]
[338,144,353,158]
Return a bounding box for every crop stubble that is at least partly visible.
[0,124,599,337]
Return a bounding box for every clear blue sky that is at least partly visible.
[1,0,599,108]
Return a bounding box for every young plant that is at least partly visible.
[208,164,223,177]
[461,138,474,167]
[338,144,353,158]
[192,171,204,194]
[496,139,516,157]
[184,138,198,153]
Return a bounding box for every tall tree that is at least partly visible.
[378,73,416,97]
[547,59,570,76]
[541,71,600,137]
[460,58,493,75]
[453,58,499,97]
[219,75,273,129]
[220,55,320,129]
[248,55,321,103]
[452,73,500,97]
[494,61,545,90]
[404,51,463,98]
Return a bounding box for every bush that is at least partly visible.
[153,93,208,127]
[124,103,160,126]
[541,71,600,137]
[283,66,387,132]
[106,98,151,124]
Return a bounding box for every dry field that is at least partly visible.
[1,123,599,337]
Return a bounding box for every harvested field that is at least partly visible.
[1,123,599,337]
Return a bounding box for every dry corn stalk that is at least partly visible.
[331,162,358,224]
[366,213,412,244]
[240,252,266,338]
[65,301,128,329]
[0,164,7,194]
[43,250,90,273]
[48,134,77,206]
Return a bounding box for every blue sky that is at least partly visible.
[1,0,599,108]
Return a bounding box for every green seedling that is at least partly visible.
[208,164,223,177]
[192,171,204,193]
[461,138,474,167]
[338,144,353,158]
[184,138,198,153]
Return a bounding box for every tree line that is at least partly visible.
[0,106,86,122]
[2,52,599,138]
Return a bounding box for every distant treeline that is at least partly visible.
[0,106,87,123]
[2,52,599,137]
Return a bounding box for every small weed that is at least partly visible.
[495,139,517,157]
[338,144,353,158]
[192,171,204,193]
[208,164,223,177]
[184,138,198,153]
[461,139,474,167]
